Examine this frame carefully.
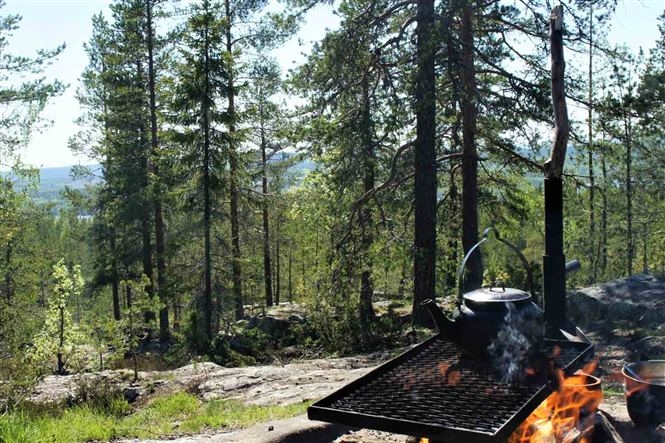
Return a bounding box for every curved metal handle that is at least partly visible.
[456,227,536,305]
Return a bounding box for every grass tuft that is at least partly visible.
[179,399,310,433]
[0,392,310,443]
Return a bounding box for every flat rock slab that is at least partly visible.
[119,415,352,443]
[29,355,387,407]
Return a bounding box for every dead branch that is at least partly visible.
[335,149,462,250]
[544,5,570,178]
[491,137,546,172]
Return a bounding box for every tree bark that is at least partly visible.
[138,93,155,325]
[446,165,460,290]
[202,10,213,348]
[4,242,12,302]
[601,141,608,275]
[275,224,281,305]
[225,0,244,320]
[111,234,121,320]
[625,115,633,276]
[587,5,596,284]
[460,0,482,292]
[261,104,274,307]
[288,248,293,303]
[145,0,169,342]
[412,0,437,328]
[359,74,376,328]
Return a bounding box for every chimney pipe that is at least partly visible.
[543,177,566,335]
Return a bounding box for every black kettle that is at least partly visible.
[423,227,544,359]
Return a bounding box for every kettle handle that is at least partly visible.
[457,227,536,305]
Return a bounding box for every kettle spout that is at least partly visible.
[421,299,457,340]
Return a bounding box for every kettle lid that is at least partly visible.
[463,286,531,303]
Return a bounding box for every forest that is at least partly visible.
[0,0,664,419]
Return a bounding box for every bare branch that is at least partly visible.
[544,6,570,178]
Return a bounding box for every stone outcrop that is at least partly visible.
[567,273,665,329]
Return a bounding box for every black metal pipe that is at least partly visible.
[543,177,566,334]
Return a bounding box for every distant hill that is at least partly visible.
[6,165,100,210]
[13,158,315,211]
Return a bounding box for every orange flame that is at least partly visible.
[419,439,430,443]
[509,361,602,443]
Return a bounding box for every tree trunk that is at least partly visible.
[642,222,648,272]
[4,242,12,302]
[412,0,437,328]
[460,0,482,292]
[275,230,281,305]
[288,248,293,303]
[57,304,65,375]
[139,155,155,323]
[225,0,244,320]
[443,8,461,293]
[261,107,273,307]
[136,56,155,326]
[202,15,213,349]
[587,5,596,284]
[111,234,121,321]
[601,142,608,275]
[625,117,633,276]
[145,0,169,342]
[446,166,460,289]
[359,74,376,328]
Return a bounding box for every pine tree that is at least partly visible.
[169,0,229,350]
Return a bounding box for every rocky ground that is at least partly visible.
[28,354,390,409]
[26,273,665,442]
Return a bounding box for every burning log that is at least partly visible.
[508,363,602,443]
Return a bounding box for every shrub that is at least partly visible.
[27,259,88,376]
[73,375,130,417]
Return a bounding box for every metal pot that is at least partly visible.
[423,227,544,360]
[622,360,665,427]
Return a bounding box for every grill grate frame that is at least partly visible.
[308,336,593,443]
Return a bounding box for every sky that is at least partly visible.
[2,0,664,169]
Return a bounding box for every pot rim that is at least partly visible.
[622,360,665,384]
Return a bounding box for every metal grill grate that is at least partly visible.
[308,336,593,443]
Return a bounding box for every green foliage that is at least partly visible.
[161,331,195,369]
[307,301,363,355]
[209,336,257,367]
[119,275,161,380]
[73,376,130,417]
[27,260,88,375]
[86,314,126,371]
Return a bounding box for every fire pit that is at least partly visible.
[308,336,593,442]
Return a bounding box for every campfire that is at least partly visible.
[509,362,602,443]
